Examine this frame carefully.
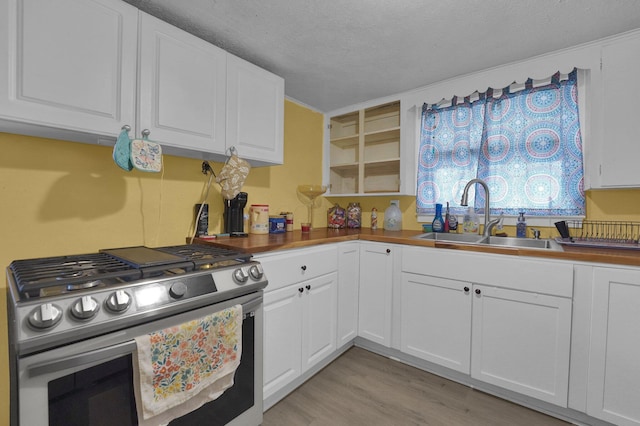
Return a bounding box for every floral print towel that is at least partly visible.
[133,305,242,425]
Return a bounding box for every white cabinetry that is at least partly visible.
[401,246,573,406]
[0,0,284,165]
[0,0,138,137]
[138,12,227,154]
[586,267,640,425]
[400,272,471,373]
[471,284,571,406]
[358,242,395,347]
[598,34,640,187]
[337,242,360,347]
[226,55,284,165]
[258,246,338,400]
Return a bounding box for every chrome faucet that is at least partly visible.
[460,178,501,237]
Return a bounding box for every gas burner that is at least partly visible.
[66,280,103,291]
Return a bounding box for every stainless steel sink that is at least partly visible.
[481,236,562,250]
[414,232,562,250]
[414,232,484,244]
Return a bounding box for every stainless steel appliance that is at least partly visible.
[6,244,267,426]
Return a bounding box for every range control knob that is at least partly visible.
[169,282,187,299]
[28,303,63,330]
[249,264,264,280]
[105,290,132,313]
[233,268,249,284]
[70,296,100,320]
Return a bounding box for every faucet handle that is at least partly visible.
[531,228,541,239]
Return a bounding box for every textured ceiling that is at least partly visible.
[124,0,640,112]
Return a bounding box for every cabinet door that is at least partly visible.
[337,243,360,347]
[358,243,393,346]
[301,273,338,371]
[138,12,226,154]
[0,0,137,134]
[226,54,284,165]
[471,285,571,406]
[587,268,640,426]
[400,272,471,373]
[263,285,303,400]
[599,35,640,187]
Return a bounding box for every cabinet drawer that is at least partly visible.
[257,246,337,292]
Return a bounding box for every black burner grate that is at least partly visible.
[10,253,141,296]
[156,244,250,267]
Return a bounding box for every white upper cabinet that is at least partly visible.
[0,0,137,136]
[597,33,640,188]
[226,55,284,165]
[0,1,284,165]
[138,12,227,155]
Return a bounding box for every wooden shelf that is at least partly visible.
[328,100,400,195]
[364,127,400,144]
[330,134,359,148]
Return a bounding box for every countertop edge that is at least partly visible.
[192,229,640,267]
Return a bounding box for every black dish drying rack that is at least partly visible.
[555,220,640,250]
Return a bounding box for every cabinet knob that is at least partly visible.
[301,265,307,271]
[464,286,469,292]
[298,287,304,293]
[141,128,150,138]
[306,285,311,290]
[475,288,481,295]
[386,249,391,254]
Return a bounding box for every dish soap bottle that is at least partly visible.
[384,201,402,231]
[516,212,527,238]
[432,203,445,232]
[463,207,479,234]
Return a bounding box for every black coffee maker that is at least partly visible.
[223,192,248,236]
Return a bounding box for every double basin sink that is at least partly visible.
[414,232,561,251]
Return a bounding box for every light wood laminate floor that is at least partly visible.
[263,347,569,426]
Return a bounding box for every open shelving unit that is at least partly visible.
[329,101,400,195]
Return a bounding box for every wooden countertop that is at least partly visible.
[192,228,640,267]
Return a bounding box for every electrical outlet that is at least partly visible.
[391,199,400,207]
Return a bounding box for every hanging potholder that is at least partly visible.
[216,154,251,200]
[131,137,163,172]
[113,128,133,171]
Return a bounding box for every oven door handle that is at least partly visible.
[28,340,137,378]
[28,297,262,378]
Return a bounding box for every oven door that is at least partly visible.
[16,292,263,426]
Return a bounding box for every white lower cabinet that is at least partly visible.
[337,242,360,347]
[471,284,571,406]
[401,246,573,407]
[259,246,338,401]
[400,272,471,373]
[358,242,395,347]
[263,273,337,400]
[586,267,640,426]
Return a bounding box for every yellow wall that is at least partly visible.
[1,98,640,426]
[0,100,323,426]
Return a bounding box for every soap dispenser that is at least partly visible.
[516,212,527,238]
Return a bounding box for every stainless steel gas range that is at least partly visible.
[6,244,267,426]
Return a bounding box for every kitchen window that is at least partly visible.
[416,69,585,221]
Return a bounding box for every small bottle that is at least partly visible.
[371,208,378,230]
[444,202,450,233]
[384,201,402,231]
[516,212,527,238]
[432,203,445,233]
[463,207,479,234]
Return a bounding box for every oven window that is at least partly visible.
[49,355,137,426]
[47,315,255,426]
